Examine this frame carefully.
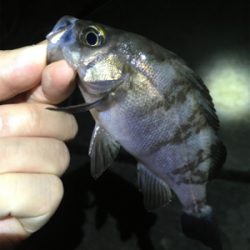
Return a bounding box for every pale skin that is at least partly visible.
[0,42,77,249]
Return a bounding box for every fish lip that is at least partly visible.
[46,28,67,44]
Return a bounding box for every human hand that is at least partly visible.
[0,42,77,249]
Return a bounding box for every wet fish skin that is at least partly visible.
[47,16,226,218]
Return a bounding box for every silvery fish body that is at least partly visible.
[47,16,226,225]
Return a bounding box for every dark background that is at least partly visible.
[1,0,250,249]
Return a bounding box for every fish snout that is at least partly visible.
[46,16,77,44]
[46,16,78,63]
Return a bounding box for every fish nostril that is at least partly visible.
[54,20,71,31]
[46,16,77,44]
[53,16,77,32]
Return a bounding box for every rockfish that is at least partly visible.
[47,16,226,250]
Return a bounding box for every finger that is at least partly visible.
[0,217,27,250]
[0,173,63,234]
[0,103,78,141]
[0,138,70,176]
[27,60,76,104]
[0,43,47,101]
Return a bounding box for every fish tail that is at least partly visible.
[181,208,223,250]
[166,176,223,249]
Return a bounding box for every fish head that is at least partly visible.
[47,16,128,97]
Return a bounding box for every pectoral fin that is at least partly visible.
[137,163,172,210]
[89,125,120,179]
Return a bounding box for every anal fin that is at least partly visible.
[137,163,172,210]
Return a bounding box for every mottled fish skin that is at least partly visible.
[47,16,226,217]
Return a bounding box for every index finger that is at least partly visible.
[0,43,47,101]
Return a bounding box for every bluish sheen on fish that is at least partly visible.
[47,16,226,249]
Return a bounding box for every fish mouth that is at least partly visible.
[46,28,68,63]
[46,15,77,44]
[46,16,79,64]
[47,28,67,44]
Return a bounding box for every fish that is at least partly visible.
[46,16,226,250]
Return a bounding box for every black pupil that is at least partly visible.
[86,32,98,46]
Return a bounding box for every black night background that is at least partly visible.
[1,1,250,249]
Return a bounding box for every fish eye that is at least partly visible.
[85,30,99,46]
[80,26,105,47]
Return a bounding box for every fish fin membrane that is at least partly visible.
[137,163,172,210]
[89,124,120,179]
[209,141,227,180]
[172,55,220,131]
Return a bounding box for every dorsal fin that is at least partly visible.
[170,51,220,131]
